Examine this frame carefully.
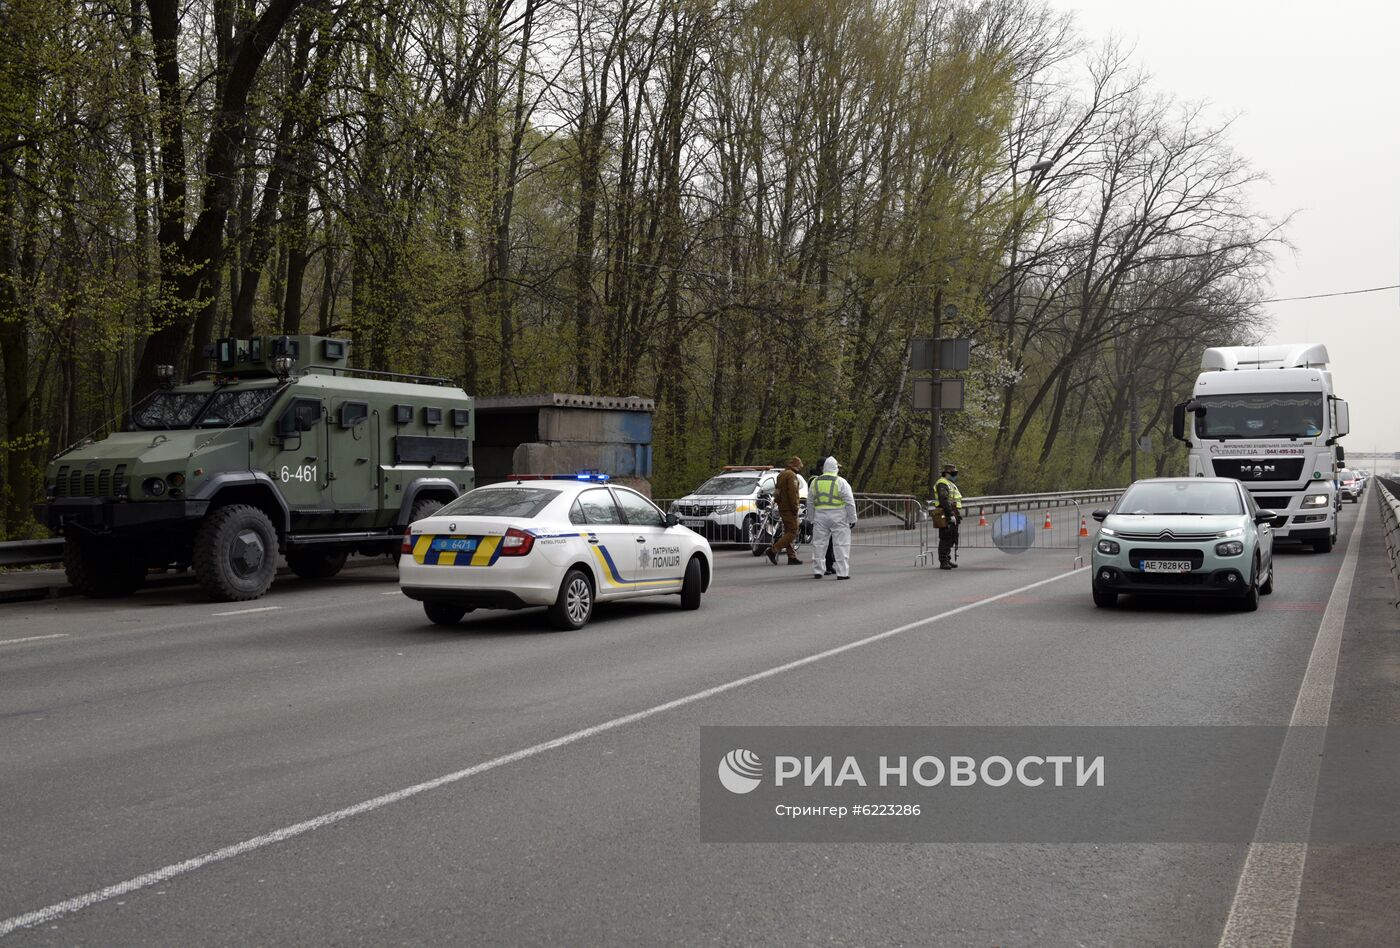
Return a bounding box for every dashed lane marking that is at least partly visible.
[209,606,281,617]
[0,633,68,647]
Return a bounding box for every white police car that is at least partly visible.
[399,475,713,630]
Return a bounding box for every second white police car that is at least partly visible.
[399,474,713,630]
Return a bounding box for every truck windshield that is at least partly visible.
[1194,393,1325,439]
[1117,482,1244,516]
[131,387,281,430]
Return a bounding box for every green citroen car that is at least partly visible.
[1090,477,1275,611]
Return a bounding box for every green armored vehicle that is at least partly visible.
[35,336,473,601]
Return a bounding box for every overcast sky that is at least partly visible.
[1051,0,1400,464]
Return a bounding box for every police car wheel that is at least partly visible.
[680,556,703,610]
[423,601,469,626]
[549,568,594,631]
[194,504,279,602]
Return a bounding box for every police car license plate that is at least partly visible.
[430,537,478,553]
[1142,560,1190,573]
[683,519,706,530]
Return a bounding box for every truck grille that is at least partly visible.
[54,464,127,498]
[1254,496,1292,509]
[1211,458,1306,481]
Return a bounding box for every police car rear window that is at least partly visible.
[439,487,559,519]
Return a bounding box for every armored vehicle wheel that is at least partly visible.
[64,537,146,598]
[194,504,279,601]
[287,547,349,580]
[394,498,449,565]
[410,497,445,522]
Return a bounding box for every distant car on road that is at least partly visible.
[1337,469,1361,503]
[1090,477,1275,611]
[400,475,713,630]
[669,466,808,544]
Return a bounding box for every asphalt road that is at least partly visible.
[0,501,1393,946]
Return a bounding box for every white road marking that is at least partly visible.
[1218,502,1366,948]
[0,633,68,647]
[0,565,1084,937]
[209,606,281,617]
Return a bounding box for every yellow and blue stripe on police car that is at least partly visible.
[412,534,503,567]
[413,529,683,587]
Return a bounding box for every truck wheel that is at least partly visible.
[1311,534,1334,554]
[64,537,146,598]
[286,547,349,580]
[194,504,279,601]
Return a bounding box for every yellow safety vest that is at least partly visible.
[812,474,846,509]
[935,476,963,511]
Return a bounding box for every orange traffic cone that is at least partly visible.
[1079,515,1089,538]
[977,508,989,527]
[1043,511,1053,530]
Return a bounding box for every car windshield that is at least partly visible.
[1117,482,1243,517]
[131,386,282,430]
[438,487,560,519]
[692,473,762,496]
[1194,392,1325,439]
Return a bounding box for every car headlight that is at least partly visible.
[1302,493,1329,508]
[1097,539,1120,555]
[715,501,737,514]
[1215,541,1244,557]
[1099,526,1117,537]
[1220,527,1244,539]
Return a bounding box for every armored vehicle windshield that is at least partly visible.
[130,383,283,430]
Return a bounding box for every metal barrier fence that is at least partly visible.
[656,488,1124,568]
[0,538,65,568]
[1377,478,1400,608]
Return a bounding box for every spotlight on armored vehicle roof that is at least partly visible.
[156,364,175,388]
[272,355,295,379]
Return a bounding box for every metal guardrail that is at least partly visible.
[0,538,65,567]
[1377,478,1400,608]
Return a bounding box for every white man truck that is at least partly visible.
[1172,343,1350,553]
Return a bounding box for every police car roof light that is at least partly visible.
[506,472,611,482]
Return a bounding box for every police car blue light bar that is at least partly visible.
[507,472,611,482]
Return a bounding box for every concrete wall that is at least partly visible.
[475,397,655,495]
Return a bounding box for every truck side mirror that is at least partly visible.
[1332,398,1350,440]
[1171,402,1188,442]
[1335,445,1346,464]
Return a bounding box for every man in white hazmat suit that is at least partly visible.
[806,456,857,579]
